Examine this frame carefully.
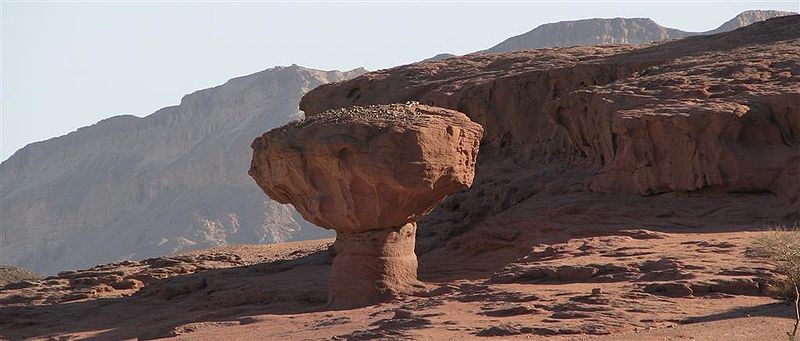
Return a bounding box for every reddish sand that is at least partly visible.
[1,226,795,340]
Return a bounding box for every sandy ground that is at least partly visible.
[1,226,796,340]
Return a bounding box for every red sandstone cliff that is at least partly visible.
[301,16,800,246]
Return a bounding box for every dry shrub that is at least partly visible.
[751,224,800,340]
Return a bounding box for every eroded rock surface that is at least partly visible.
[251,103,483,232]
[249,103,483,306]
[301,15,800,245]
[546,40,800,197]
[328,223,420,307]
[0,230,790,340]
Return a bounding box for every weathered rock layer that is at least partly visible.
[546,54,800,196]
[250,103,483,306]
[250,103,483,233]
[329,223,420,307]
[300,15,800,243]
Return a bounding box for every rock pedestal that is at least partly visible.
[249,103,483,307]
[328,223,422,308]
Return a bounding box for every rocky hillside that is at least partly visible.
[0,65,365,275]
[301,15,800,249]
[0,266,43,287]
[706,9,797,34]
[486,10,794,53]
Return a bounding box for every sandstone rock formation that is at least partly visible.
[249,103,483,307]
[485,10,795,53]
[0,65,366,274]
[545,44,800,197]
[301,15,800,246]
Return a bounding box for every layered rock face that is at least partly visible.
[485,10,795,53]
[0,65,366,274]
[546,42,800,197]
[327,223,420,308]
[250,103,483,307]
[251,104,483,232]
[301,15,800,244]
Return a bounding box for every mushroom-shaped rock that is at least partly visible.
[249,103,483,307]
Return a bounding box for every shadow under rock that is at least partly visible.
[682,301,796,324]
[415,188,798,283]
[1,250,334,340]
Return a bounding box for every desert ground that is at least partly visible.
[1,222,796,340]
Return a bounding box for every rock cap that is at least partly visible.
[249,103,483,234]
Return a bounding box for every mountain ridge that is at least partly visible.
[485,10,795,53]
[0,65,365,274]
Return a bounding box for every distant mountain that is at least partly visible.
[487,18,690,53]
[421,53,457,62]
[706,10,796,34]
[0,65,366,274]
[485,10,795,53]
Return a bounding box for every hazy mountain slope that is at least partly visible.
[487,18,690,53]
[706,10,796,34]
[421,53,457,62]
[0,65,365,274]
[486,10,794,53]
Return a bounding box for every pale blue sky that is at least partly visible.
[2,1,798,161]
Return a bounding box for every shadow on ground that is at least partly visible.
[1,251,332,340]
[3,190,795,340]
[683,301,796,324]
